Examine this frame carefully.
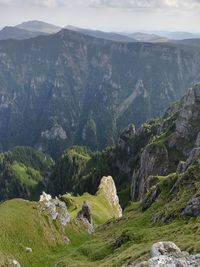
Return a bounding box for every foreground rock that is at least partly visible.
[132,241,200,267]
[97,176,122,218]
[39,192,71,226]
[77,201,94,234]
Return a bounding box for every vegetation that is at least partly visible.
[0,147,54,201]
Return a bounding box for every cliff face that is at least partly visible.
[131,83,200,201]
[1,29,200,157]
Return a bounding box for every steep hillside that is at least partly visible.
[1,29,200,157]
[0,176,122,267]
[0,146,53,201]
[48,83,200,208]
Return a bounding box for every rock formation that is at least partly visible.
[97,176,122,218]
[39,192,71,226]
[132,241,200,267]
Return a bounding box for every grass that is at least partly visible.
[1,159,200,267]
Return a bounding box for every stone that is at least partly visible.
[9,259,21,267]
[25,247,32,253]
[133,241,200,267]
[77,201,94,234]
[150,241,182,258]
[97,176,122,218]
[183,197,200,217]
[39,192,71,226]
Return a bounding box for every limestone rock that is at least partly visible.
[25,247,32,253]
[97,176,122,218]
[132,241,200,267]
[131,143,169,201]
[77,201,94,234]
[39,192,70,226]
[183,197,200,217]
[9,259,21,267]
[150,241,182,258]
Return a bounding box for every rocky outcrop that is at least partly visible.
[39,192,71,226]
[130,242,200,267]
[77,201,94,234]
[131,143,169,201]
[97,176,122,218]
[183,197,200,217]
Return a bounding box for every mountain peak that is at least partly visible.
[15,20,61,33]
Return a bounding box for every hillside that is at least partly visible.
[1,29,200,158]
[0,146,53,201]
[0,176,122,267]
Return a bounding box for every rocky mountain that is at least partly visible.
[1,29,200,158]
[48,83,200,209]
[65,25,136,42]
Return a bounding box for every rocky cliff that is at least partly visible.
[1,29,200,157]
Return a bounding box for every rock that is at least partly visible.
[9,259,21,267]
[118,124,136,149]
[183,197,200,217]
[131,143,169,201]
[177,148,200,173]
[64,236,70,244]
[25,247,32,253]
[39,191,52,202]
[39,192,71,226]
[97,176,122,218]
[133,241,200,267]
[77,201,94,234]
[150,241,182,258]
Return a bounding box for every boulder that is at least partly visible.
[131,241,200,267]
[183,197,200,217]
[150,241,182,258]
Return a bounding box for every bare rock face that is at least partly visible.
[168,85,200,156]
[131,143,169,201]
[97,176,122,218]
[127,242,200,267]
[39,192,71,226]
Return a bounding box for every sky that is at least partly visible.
[0,0,200,32]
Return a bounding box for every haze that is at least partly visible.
[0,0,200,32]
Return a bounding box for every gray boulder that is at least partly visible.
[183,197,200,217]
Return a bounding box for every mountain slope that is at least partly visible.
[0,26,48,40]
[65,25,136,42]
[1,29,200,157]
[0,146,53,201]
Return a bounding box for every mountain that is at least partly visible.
[48,83,200,206]
[0,26,48,40]
[153,30,200,40]
[127,32,168,42]
[65,25,136,42]
[16,20,61,34]
[1,29,200,158]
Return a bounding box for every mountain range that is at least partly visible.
[1,27,200,157]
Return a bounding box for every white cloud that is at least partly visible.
[1,0,200,9]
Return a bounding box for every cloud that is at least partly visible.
[0,0,200,9]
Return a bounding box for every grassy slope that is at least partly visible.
[1,157,200,267]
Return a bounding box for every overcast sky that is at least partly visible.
[0,0,200,32]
